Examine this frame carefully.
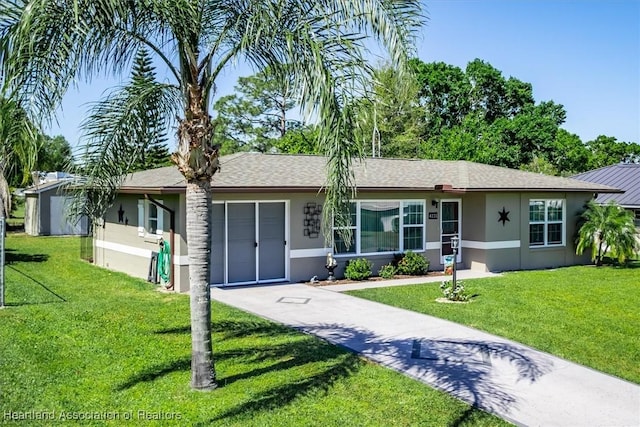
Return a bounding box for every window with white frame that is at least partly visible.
[137,199,164,237]
[332,200,425,255]
[634,209,640,227]
[332,202,356,254]
[529,199,564,247]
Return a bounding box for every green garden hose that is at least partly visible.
[158,240,171,284]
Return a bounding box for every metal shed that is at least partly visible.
[24,179,89,236]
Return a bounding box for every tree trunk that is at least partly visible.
[186,179,217,390]
[596,236,604,267]
[172,81,220,390]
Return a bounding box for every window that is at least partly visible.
[529,199,564,247]
[332,203,356,254]
[333,200,425,255]
[403,201,425,251]
[138,200,164,238]
[634,209,640,227]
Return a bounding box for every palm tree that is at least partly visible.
[576,200,639,266]
[0,97,39,310]
[0,97,39,219]
[0,0,422,390]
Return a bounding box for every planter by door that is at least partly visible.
[211,201,287,286]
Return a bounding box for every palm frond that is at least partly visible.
[0,97,40,186]
[200,0,422,242]
[0,0,191,121]
[68,78,181,222]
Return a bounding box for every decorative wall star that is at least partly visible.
[498,207,510,226]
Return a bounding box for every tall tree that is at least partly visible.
[36,135,74,174]
[354,63,424,158]
[83,47,171,172]
[410,60,470,138]
[412,58,568,170]
[272,124,321,154]
[1,0,421,390]
[547,129,591,175]
[212,68,301,154]
[128,48,171,170]
[586,136,640,169]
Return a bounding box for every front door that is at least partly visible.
[441,200,462,263]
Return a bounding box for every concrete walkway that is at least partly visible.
[210,273,640,426]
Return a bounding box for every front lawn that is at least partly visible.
[0,235,508,426]
[6,198,25,230]
[347,265,640,384]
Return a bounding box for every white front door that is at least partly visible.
[440,200,462,264]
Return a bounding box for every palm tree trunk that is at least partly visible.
[186,179,217,390]
[596,237,604,267]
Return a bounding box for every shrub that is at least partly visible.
[378,263,397,279]
[396,251,429,275]
[345,258,373,281]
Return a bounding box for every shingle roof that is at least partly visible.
[120,152,620,194]
[573,163,640,207]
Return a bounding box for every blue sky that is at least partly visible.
[48,0,639,149]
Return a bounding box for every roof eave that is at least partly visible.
[460,188,623,193]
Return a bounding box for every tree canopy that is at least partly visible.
[220,58,639,175]
[212,67,302,154]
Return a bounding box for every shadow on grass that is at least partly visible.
[155,319,300,340]
[4,248,49,264]
[123,320,361,421]
[115,358,191,391]
[5,265,66,305]
[140,319,548,423]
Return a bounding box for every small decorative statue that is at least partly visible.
[325,252,338,282]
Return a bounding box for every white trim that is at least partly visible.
[137,200,145,237]
[290,248,331,259]
[174,255,190,266]
[96,241,200,266]
[425,242,440,250]
[462,240,521,250]
[96,240,152,259]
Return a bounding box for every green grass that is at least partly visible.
[347,265,640,384]
[6,197,25,230]
[0,235,508,426]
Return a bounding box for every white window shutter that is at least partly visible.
[156,200,164,235]
[137,200,145,237]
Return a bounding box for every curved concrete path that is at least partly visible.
[210,275,640,426]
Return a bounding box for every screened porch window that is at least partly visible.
[332,200,425,255]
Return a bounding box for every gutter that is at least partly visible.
[144,194,175,291]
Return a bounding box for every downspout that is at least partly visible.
[145,194,175,291]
